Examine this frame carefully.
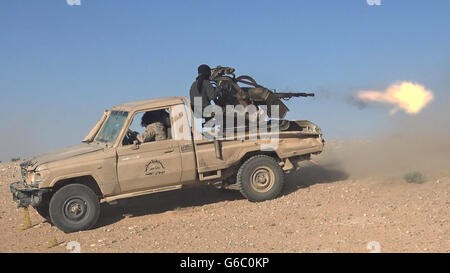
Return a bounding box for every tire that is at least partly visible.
[34,205,50,222]
[49,184,100,233]
[237,155,284,202]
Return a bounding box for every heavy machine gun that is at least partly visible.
[209,66,314,119]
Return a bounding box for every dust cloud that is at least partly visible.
[303,80,449,181]
[316,112,450,180]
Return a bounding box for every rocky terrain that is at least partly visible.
[0,142,449,253]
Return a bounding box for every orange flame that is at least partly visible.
[356,82,433,115]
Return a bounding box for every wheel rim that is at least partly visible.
[250,166,275,193]
[63,198,87,221]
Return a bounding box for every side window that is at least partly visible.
[122,108,172,146]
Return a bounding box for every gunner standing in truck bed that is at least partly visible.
[189,64,220,119]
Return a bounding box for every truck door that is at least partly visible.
[171,103,197,183]
[116,108,182,193]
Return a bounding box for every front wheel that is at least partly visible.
[34,205,50,222]
[49,184,100,233]
[237,155,284,202]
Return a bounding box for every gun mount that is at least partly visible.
[210,66,314,119]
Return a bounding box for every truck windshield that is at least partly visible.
[94,111,128,143]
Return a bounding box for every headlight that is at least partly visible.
[31,169,49,184]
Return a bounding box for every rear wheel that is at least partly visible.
[237,155,284,202]
[49,184,100,233]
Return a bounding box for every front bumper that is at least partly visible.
[10,181,49,208]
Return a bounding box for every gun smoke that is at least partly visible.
[300,81,450,183]
[354,81,434,115]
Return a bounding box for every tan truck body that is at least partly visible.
[11,96,324,232]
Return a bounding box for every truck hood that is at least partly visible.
[26,143,105,170]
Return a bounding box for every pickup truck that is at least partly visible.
[10,96,324,233]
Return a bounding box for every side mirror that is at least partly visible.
[132,140,139,150]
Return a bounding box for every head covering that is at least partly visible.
[196,64,211,93]
[197,64,211,76]
[141,109,166,127]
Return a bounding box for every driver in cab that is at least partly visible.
[137,110,167,143]
[125,110,167,145]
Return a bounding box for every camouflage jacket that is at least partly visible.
[138,122,166,143]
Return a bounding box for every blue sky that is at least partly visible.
[0,0,449,161]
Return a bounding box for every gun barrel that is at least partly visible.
[274,92,315,98]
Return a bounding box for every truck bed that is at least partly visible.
[193,120,324,174]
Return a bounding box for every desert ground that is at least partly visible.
[0,140,449,253]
